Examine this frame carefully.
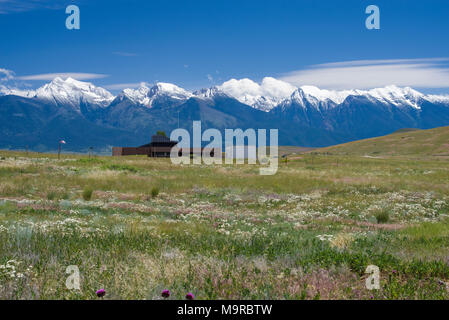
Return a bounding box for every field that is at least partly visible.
[1,128,449,300]
[318,126,449,157]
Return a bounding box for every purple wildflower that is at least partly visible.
[96,289,106,298]
[162,289,170,298]
[185,292,195,300]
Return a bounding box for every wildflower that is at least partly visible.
[96,289,106,298]
[185,292,195,300]
[161,290,170,298]
[392,270,397,274]
[370,296,374,299]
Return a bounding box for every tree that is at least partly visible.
[156,130,167,137]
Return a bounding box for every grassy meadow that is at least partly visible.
[1,129,449,300]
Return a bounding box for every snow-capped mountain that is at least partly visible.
[2,76,448,112]
[299,86,358,105]
[278,84,449,111]
[119,83,151,106]
[281,88,334,110]
[424,93,449,104]
[118,82,193,108]
[194,78,449,112]
[2,75,449,151]
[359,86,424,109]
[0,85,36,99]
[194,86,225,99]
[1,77,114,110]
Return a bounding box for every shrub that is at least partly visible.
[151,187,159,198]
[82,187,93,201]
[46,191,56,200]
[375,211,390,223]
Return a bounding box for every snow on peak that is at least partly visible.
[300,86,359,104]
[2,75,448,112]
[0,85,36,98]
[293,85,426,109]
[196,78,439,111]
[36,77,115,108]
[215,77,296,111]
[120,82,193,107]
[363,85,424,108]
[1,77,115,110]
[282,87,341,110]
[425,94,449,104]
[277,84,437,111]
[194,86,225,99]
[287,88,309,108]
[149,82,192,99]
[121,83,151,106]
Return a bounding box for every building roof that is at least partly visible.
[138,134,178,148]
[151,135,172,143]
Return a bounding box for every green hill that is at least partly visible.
[316,126,449,157]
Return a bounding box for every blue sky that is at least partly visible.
[1,0,449,93]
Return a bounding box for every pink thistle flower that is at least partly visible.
[185,292,195,300]
[161,290,170,298]
[96,289,106,298]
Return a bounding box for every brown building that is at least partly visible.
[113,134,219,158]
[112,135,178,157]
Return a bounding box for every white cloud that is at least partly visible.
[18,73,108,81]
[317,57,449,68]
[218,77,296,100]
[0,68,15,81]
[280,58,449,90]
[215,77,297,111]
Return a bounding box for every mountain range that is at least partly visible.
[1,77,449,153]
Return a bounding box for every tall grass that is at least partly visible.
[82,187,93,201]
